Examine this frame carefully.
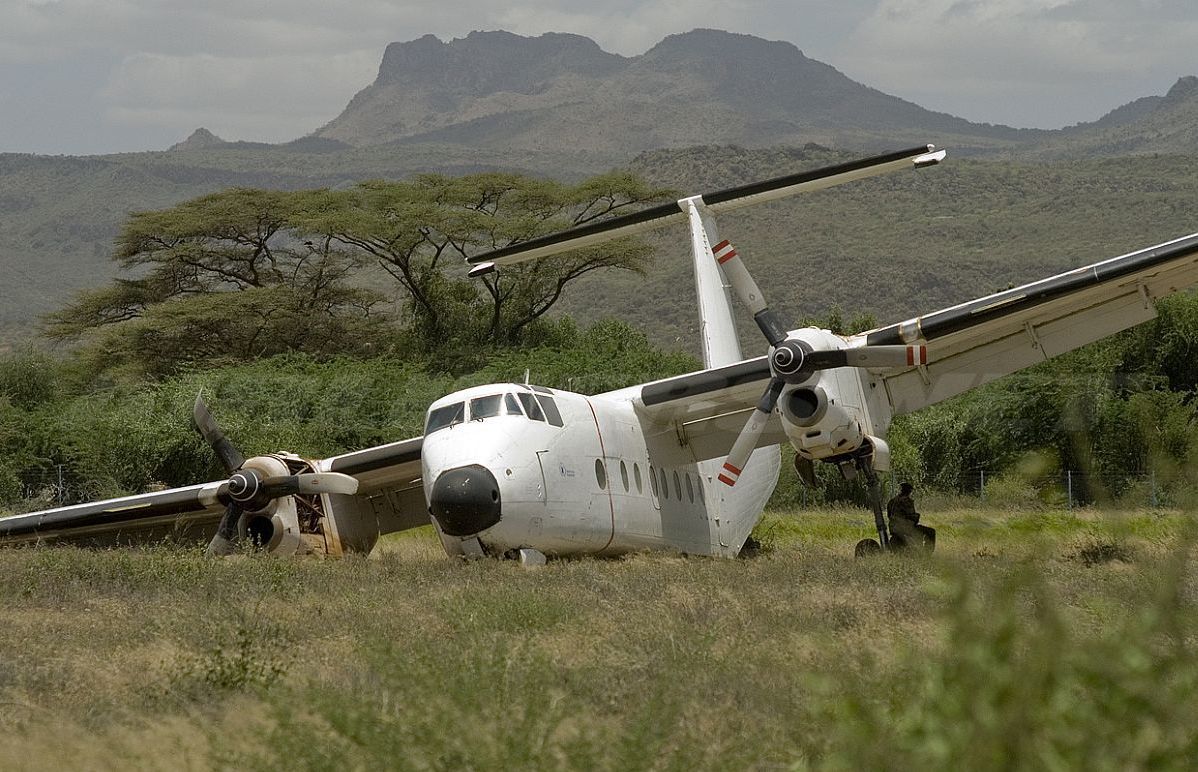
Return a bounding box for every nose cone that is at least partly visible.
[429,465,502,537]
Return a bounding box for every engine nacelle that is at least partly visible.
[778,383,867,461]
[235,454,309,555]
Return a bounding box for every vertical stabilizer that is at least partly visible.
[681,196,742,368]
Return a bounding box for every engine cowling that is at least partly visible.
[778,383,868,461]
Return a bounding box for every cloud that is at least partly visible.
[840,0,1198,126]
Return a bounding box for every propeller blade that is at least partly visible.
[193,393,246,474]
[805,345,928,371]
[711,240,789,346]
[261,472,360,497]
[719,379,785,486]
[206,502,243,556]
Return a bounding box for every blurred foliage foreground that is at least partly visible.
[0,509,1194,770]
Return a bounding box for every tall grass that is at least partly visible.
[0,508,1193,770]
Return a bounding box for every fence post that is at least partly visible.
[1150,469,1158,508]
[979,469,986,502]
[56,464,64,505]
[1066,470,1073,511]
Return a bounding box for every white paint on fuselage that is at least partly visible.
[421,383,779,559]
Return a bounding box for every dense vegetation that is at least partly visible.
[0,319,697,509]
[1,291,1195,513]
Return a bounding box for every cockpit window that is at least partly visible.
[517,392,546,422]
[469,394,503,420]
[537,395,564,427]
[516,391,563,427]
[425,402,464,434]
[466,393,524,421]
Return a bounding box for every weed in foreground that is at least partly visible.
[814,548,1198,771]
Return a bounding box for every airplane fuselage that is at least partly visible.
[419,382,780,558]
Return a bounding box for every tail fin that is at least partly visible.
[680,195,742,368]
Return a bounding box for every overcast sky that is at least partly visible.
[2,0,1195,155]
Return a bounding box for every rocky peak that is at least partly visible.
[1162,75,1198,104]
[168,127,227,151]
[374,30,624,95]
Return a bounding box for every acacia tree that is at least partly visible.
[46,188,387,376]
[297,171,674,347]
[47,171,674,374]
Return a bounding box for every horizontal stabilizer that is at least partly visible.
[467,145,944,272]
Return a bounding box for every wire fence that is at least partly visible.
[787,469,1181,510]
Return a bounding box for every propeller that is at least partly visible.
[712,240,926,486]
[193,394,359,554]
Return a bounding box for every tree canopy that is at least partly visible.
[47,172,675,377]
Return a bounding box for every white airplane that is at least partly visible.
[2,145,1197,562]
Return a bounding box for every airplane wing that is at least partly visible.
[318,436,429,535]
[0,435,427,549]
[0,483,226,547]
[466,145,945,273]
[868,232,1198,416]
[599,359,782,464]
[609,231,1198,460]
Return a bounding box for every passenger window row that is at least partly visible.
[594,458,705,506]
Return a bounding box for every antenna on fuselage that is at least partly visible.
[523,368,530,386]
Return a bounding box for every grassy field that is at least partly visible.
[0,506,1195,770]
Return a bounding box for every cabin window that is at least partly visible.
[660,468,669,500]
[696,478,705,503]
[634,463,643,494]
[686,474,694,504]
[517,392,545,422]
[673,471,682,501]
[619,460,629,492]
[595,458,607,490]
[505,393,523,415]
[425,402,464,434]
[649,465,658,497]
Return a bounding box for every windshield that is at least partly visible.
[469,393,522,420]
[425,402,464,434]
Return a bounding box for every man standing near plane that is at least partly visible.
[887,482,935,551]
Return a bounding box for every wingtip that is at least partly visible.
[914,149,947,168]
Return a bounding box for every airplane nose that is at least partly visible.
[429,465,502,537]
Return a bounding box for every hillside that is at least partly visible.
[316,29,1036,155]
[1024,76,1198,159]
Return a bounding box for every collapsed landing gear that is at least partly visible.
[848,455,892,558]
